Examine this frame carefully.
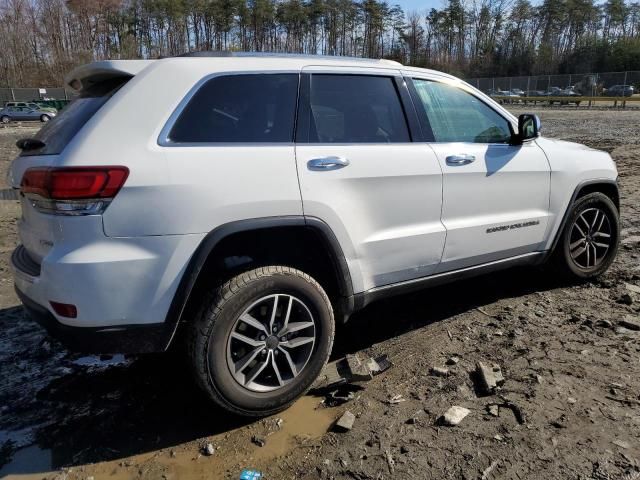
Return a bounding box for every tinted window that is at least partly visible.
[413,79,512,143]
[306,75,410,143]
[168,74,298,143]
[20,77,128,157]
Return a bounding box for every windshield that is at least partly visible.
[19,77,129,157]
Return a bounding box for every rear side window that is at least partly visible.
[412,79,512,144]
[305,75,410,143]
[167,74,298,144]
[20,77,128,157]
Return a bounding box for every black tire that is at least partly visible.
[0,116,9,124]
[551,192,619,279]
[188,266,334,416]
[40,114,50,122]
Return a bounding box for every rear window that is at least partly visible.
[166,74,299,144]
[19,78,128,156]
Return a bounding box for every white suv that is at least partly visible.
[9,53,620,416]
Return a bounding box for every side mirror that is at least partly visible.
[517,114,541,143]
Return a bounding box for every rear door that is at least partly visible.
[295,67,445,292]
[408,76,551,272]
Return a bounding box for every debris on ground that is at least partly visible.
[446,356,460,365]
[487,404,499,417]
[430,366,449,377]
[440,406,470,426]
[335,411,356,431]
[481,460,500,479]
[313,354,392,390]
[239,469,263,479]
[474,361,505,395]
[251,436,266,447]
[619,317,640,331]
[386,394,406,404]
[203,443,215,456]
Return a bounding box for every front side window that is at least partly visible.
[412,79,512,143]
[167,74,298,144]
[306,75,410,143]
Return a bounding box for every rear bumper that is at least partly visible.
[15,286,170,353]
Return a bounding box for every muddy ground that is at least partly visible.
[0,109,639,480]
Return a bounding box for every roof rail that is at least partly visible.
[174,51,402,66]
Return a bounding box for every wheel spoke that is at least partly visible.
[570,238,586,251]
[595,212,606,232]
[271,354,284,386]
[591,210,600,229]
[585,243,591,267]
[590,244,597,266]
[269,295,280,333]
[573,222,586,237]
[578,214,591,232]
[571,245,587,259]
[593,241,609,248]
[593,231,610,239]
[239,313,268,334]
[234,346,263,374]
[230,331,265,348]
[244,351,271,385]
[278,346,298,376]
[280,321,314,336]
[281,336,314,349]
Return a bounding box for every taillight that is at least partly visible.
[21,166,129,215]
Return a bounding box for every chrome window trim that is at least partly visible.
[157,70,301,147]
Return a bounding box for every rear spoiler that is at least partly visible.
[65,60,155,91]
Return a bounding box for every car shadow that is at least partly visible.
[0,264,579,474]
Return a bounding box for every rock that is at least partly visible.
[536,375,544,384]
[251,436,266,447]
[446,356,460,365]
[622,235,640,245]
[335,410,356,431]
[487,404,499,417]
[475,361,505,395]
[203,443,215,456]
[345,354,373,382]
[619,317,640,331]
[567,397,577,404]
[441,406,470,426]
[618,294,633,305]
[613,439,630,449]
[400,445,409,454]
[624,283,640,295]
[431,366,449,377]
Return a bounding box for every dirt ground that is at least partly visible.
[0,109,639,480]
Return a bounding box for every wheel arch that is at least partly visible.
[161,216,354,351]
[548,178,620,255]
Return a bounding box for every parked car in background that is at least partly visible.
[510,88,525,96]
[5,101,57,114]
[548,88,582,105]
[525,90,549,97]
[605,85,634,97]
[0,105,57,123]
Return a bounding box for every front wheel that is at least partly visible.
[40,114,50,122]
[0,116,9,124]
[551,192,619,279]
[188,266,335,416]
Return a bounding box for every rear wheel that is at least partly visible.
[40,114,50,122]
[188,266,334,416]
[0,116,9,124]
[551,192,619,279]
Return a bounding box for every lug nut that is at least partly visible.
[261,349,267,355]
[259,335,266,341]
[280,336,287,342]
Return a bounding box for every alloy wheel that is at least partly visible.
[569,207,612,270]
[226,294,316,392]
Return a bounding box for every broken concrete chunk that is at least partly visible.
[613,439,630,449]
[441,406,470,426]
[619,317,640,331]
[251,435,266,447]
[431,366,449,377]
[203,443,215,456]
[487,404,499,417]
[446,356,460,365]
[595,319,613,328]
[624,283,640,295]
[345,354,373,382]
[335,410,356,431]
[475,361,505,395]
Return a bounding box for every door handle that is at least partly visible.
[307,156,350,171]
[446,154,476,166]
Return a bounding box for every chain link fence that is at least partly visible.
[467,71,640,96]
[0,87,72,102]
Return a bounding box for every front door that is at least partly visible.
[295,69,446,292]
[408,77,552,272]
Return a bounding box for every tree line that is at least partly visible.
[1,0,639,87]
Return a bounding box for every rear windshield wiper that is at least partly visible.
[16,138,46,151]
